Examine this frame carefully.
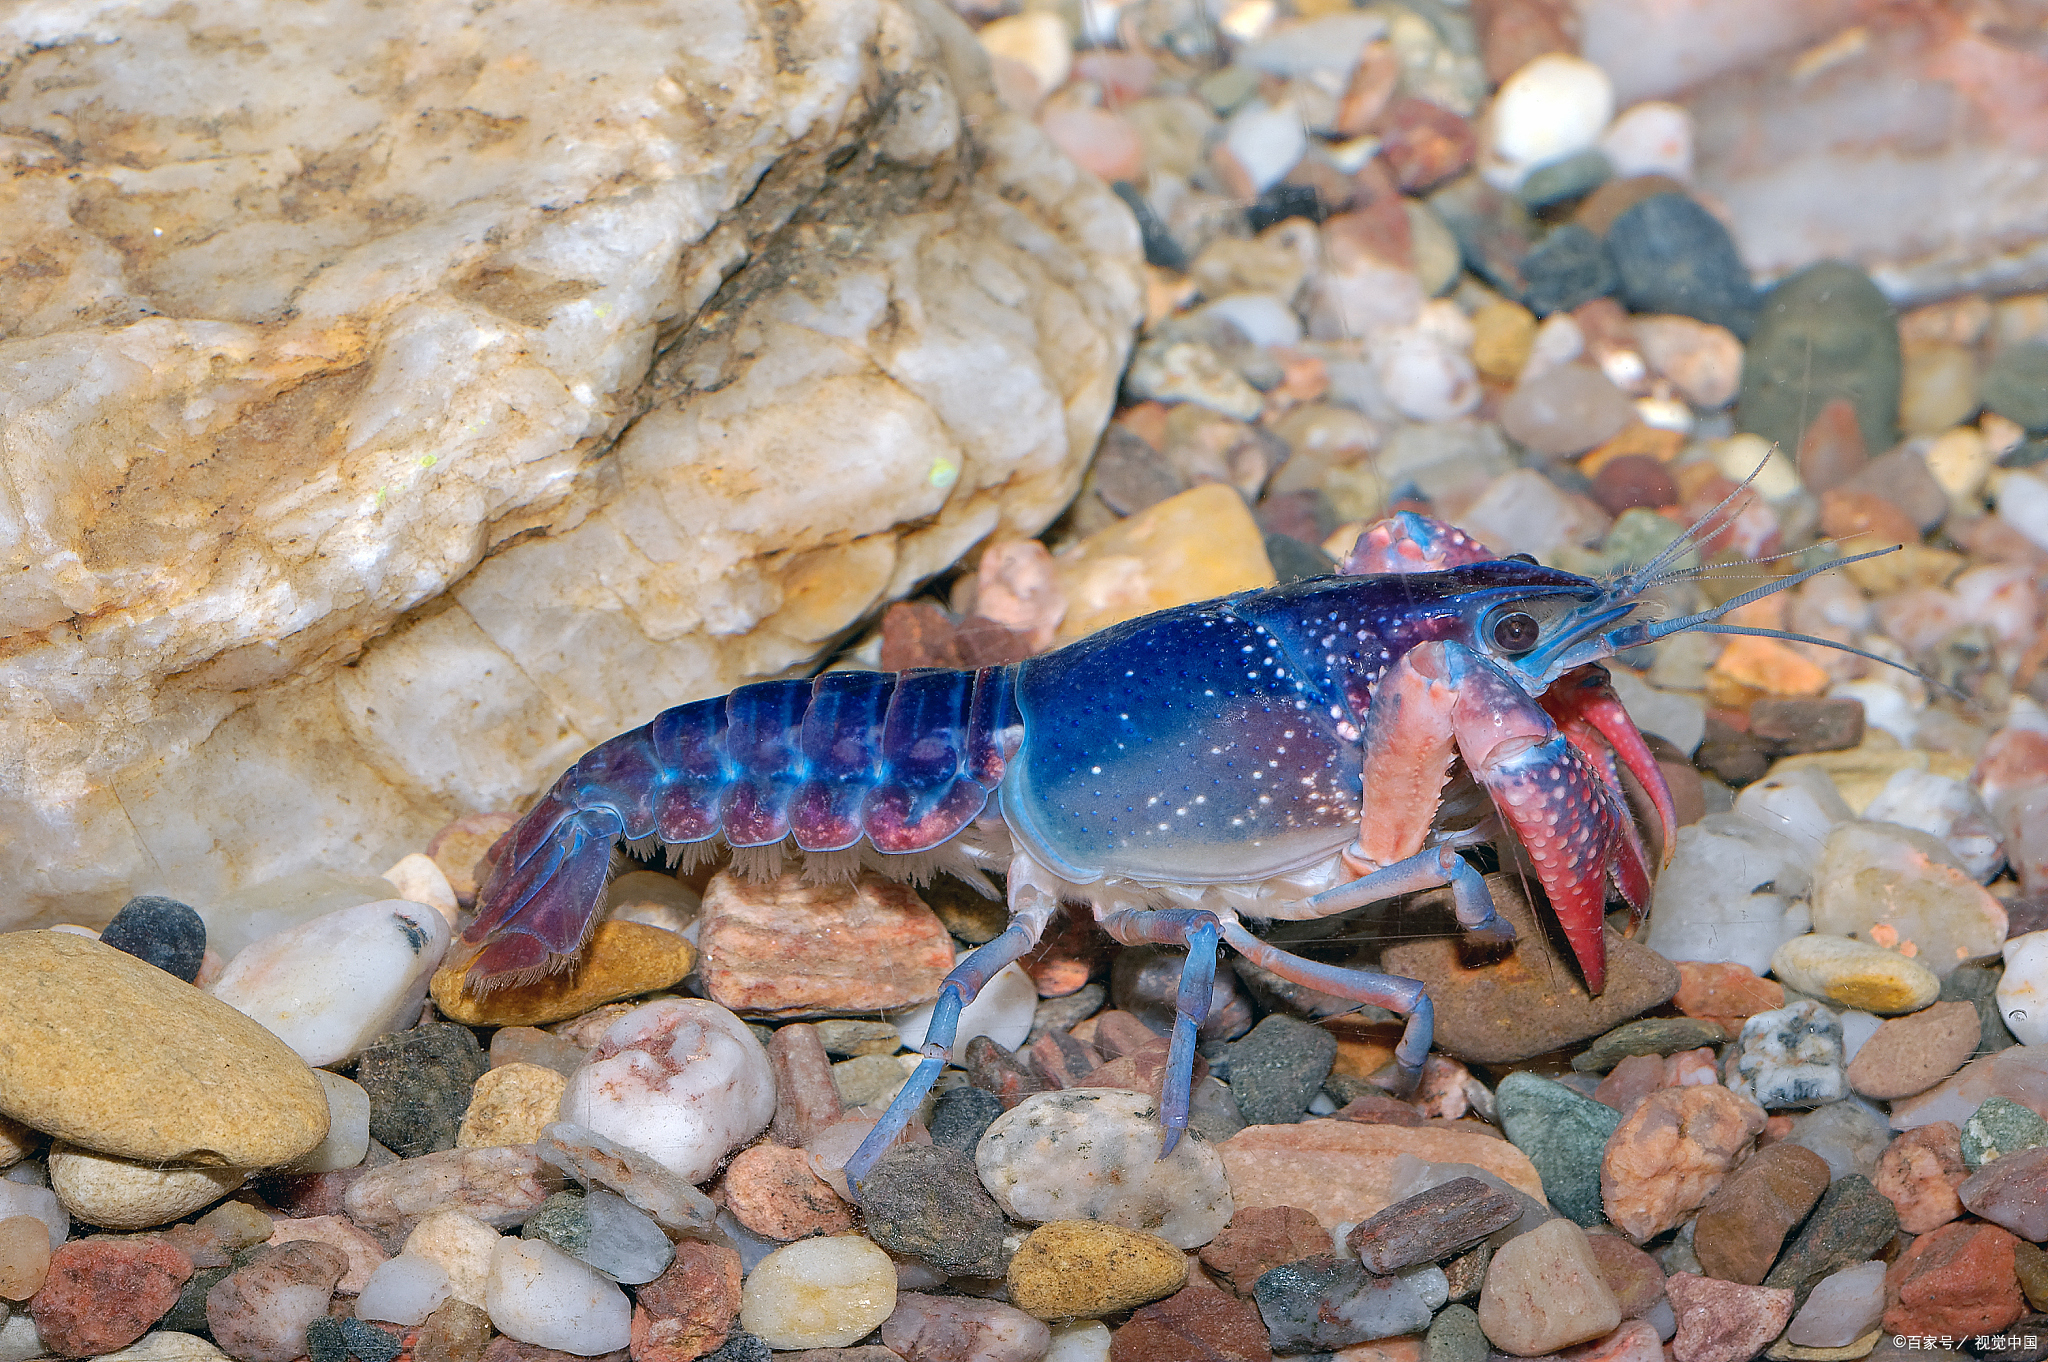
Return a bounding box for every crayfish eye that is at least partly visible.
[1491,610,1541,654]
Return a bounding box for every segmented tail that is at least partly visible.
[454,666,1019,991]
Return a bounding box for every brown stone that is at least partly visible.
[1330,1092,1425,1127]
[1575,174,1690,238]
[1219,1121,1545,1231]
[1110,1268,1275,1362]
[1847,1001,1980,1100]
[1378,874,1680,1064]
[1673,962,1786,1038]
[697,869,955,1017]
[414,1299,494,1362]
[1346,1176,1521,1274]
[1600,1085,1768,1244]
[1873,1120,1967,1233]
[1749,697,1866,755]
[1819,488,1920,546]
[1666,1273,1795,1362]
[1472,0,1580,85]
[1197,1205,1331,1300]
[1587,1233,1666,1319]
[767,1024,845,1148]
[28,1238,194,1358]
[1020,911,1118,998]
[1027,1030,1102,1090]
[720,1144,853,1241]
[427,812,521,909]
[1076,1035,1207,1106]
[1376,97,1476,193]
[1692,1142,1831,1285]
[1883,1221,2024,1337]
[631,1239,742,1362]
[485,1340,626,1362]
[1796,398,1869,496]
[431,920,696,1026]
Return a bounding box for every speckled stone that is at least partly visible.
[0,931,329,1167]
[1427,1303,1488,1362]
[1224,1014,1337,1126]
[928,1085,1004,1162]
[458,1063,567,1150]
[1667,1273,1795,1362]
[100,896,209,984]
[1963,1096,2048,1170]
[977,1090,1233,1250]
[1006,1221,1187,1321]
[1380,875,1679,1063]
[357,1023,491,1159]
[855,1144,1007,1279]
[1572,1019,1727,1073]
[1763,1176,1900,1310]
[1728,1003,1849,1110]
[1498,1072,1621,1227]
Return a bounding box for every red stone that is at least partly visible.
[1883,1221,2025,1337]
[1666,1272,1794,1362]
[721,1144,853,1242]
[28,1238,193,1358]
[632,1240,742,1362]
[1197,1205,1331,1300]
[1591,454,1679,517]
[1587,1233,1666,1319]
[1110,1268,1274,1361]
[961,1035,1042,1110]
[1331,1092,1425,1127]
[1672,963,1784,1039]
[1026,1030,1101,1090]
[1375,97,1478,193]
[1471,0,1580,85]
[1593,1052,1665,1118]
[1020,910,1117,997]
[768,1023,844,1148]
[1796,398,1868,496]
[879,601,1033,671]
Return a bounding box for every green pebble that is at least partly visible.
[1496,1071,1621,1227]
[1738,260,1900,462]
[1962,1095,2048,1171]
[1426,1303,1489,1362]
[1984,341,2048,433]
[522,1189,592,1256]
[1571,1016,1728,1072]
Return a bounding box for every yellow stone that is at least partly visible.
[1470,300,1537,382]
[1053,483,1276,643]
[1899,341,1978,436]
[0,932,328,1167]
[1767,1328,1882,1361]
[457,1063,568,1148]
[1924,426,1993,500]
[1771,933,1940,1015]
[430,919,697,1026]
[1768,740,1973,815]
[1006,1220,1188,1320]
[1835,534,1964,594]
[1710,636,1829,696]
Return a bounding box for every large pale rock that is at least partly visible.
[0,0,1142,929]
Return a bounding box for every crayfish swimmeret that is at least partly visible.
[452,492,1892,1190]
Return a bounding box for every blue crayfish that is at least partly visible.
[453,491,1889,1190]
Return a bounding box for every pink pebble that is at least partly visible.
[1039,105,1145,183]
[1072,50,1155,103]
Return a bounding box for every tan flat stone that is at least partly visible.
[1219,1120,1545,1231]
[431,920,696,1026]
[0,932,327,1167]
[698,870,954,1018]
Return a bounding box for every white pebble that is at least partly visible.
[47,1145,245,1232]
[1224,100,1309,196]
[1862,767,2004,882]
[284,1070,372,1174]
[1374,329,1480,423]
[1599,101,1693,180]
[895,959,1036,1054]
[379,853,459,928]
[1999,468,2048,552]
[977,13,1070,101]
[1838,1010,1883,1063]
[1606,668,1704,755]
[739,1235,898,1351]
[2000,932,2048,1045]
[1237,13,1387,79]
[402,1210,504,1311]
[977,1089,1234,1249]
[1830,679,1921,746]
[0,1314,46,1362]
[209,899,449,1066]
[1787,1261,1885,1348]
[93,1334,231,1362]
[1645,813,1814,974]
[1197,293,1303,350]
[0,1176,67,1248]
[1046,1320,1114,1362]
[356,1255,453,1326]
[558,998,776,1184]
[1490,55,1614,174]
[1733,766,1851,867]
[1518,312,1585,384]
[485,1238,632,1357]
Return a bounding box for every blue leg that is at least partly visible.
[1096,907,1221,1157]
[1219,919,1433,1094]
[1305,842,1513,949]
[845,858,1059,1195]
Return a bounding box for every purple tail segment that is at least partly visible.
[454,665,1020,991]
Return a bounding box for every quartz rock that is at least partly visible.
[355,1255,454,1328]
[1490,56,1615,180]
[1809,823,2006,978]
[557,999,776,1184]
[0,0,1141,934]
[881,1293,1050,1362]
[286,1071,374,1175]
[739,1236,896,1351]
[485,1238,631,1358]
[207,1241,349,1362]
[1786,1262,1885,1349]
[1665,1273,1794,1362]
[1646,813,1813,974]
[2000,932,2048,1045]
[1601,1086,1766,1244]
[1960,1144,2048,1241]
[521,1189,672,1286]
[1478,1219,1621,1356]
[1782,1099,1892,1183]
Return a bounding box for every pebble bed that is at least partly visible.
[7,5,2048,1362]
